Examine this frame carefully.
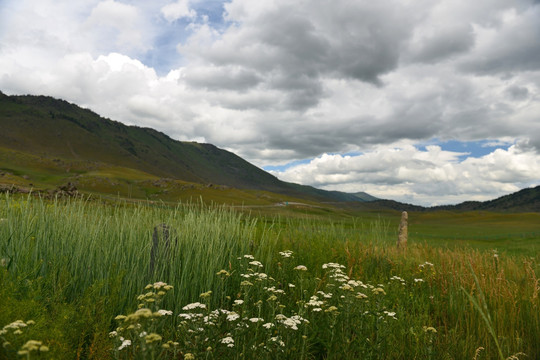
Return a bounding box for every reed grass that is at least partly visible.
[0,194,538,359]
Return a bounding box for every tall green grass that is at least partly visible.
[0,194,538,359]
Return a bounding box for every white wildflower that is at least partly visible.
[243,255,255,260]
[182,302,207,311]
[294,265,307,271]
[249,260,264,267]
[306,296,324,307]
[322,263,346,270]
[227,313,240,321]
[279,250,293,258]
[233,300,244,306]
[118,339,131,350]
[221,336,235,347]
[262,323,274,329]
[356,292,368,299]
[157,309,173,316]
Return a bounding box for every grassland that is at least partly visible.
[0,194,539,359]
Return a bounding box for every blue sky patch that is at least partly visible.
[418,139,512,161]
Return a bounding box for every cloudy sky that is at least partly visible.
[1,0,539,206]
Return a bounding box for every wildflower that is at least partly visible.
[179,313,202,320]
[262,323,274,329]
[109,331,118,338]
[423,326,437,333]
[414,278,424,283]
[288,283,295,288]
[348,279,363,287]
[145,333,162,344]
[200,291,212,298]
[152,281,168,289]
[126,308,153,321]
[322,263,346,270]
[306,296,324,307]
[340,284,354,291]
[270,337,286,347]
[267,295,278,302]
[233,299,244,306]
[372,287,386,295]
[240,280,253,286]
[157,309,173,316]
[4,320,27,330]
[279,250,293,258]
[282,318,299,330]
[182,302,207,311]
[383,311,397,319]
[249,260,264,267]
[118,339,131,350]
[220,336,235,347]
[265,286,285,294]
[325,306,338,313]
[19,340,44,352]
[294,265,308,271]
[185,353,195,360]
[356,292,368,299]
[226,313,240,321]
[249,317,264,323]
[244,254,255,260]
[216,269,230,276]
[115,315,127,321]
[256,273,268,280]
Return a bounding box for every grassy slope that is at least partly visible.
[0,92,364,203]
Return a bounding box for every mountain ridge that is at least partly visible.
[0,91,368,203]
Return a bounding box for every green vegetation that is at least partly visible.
[0,92,364,202]
[1,194,538,359]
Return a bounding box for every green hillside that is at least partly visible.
[0,91,364,203]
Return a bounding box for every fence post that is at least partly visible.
[150,224,171,276]
[397,211,408,249]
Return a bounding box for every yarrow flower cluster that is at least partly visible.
[111,282,179,356]
[220,336,235,347]
[279,250,293,258]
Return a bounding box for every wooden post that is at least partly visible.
[397,211,408,249]
[150,224,171,276]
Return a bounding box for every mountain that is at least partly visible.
[0,91,370,203]
[433,186,540,212]
[360,186,540,212]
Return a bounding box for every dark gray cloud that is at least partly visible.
[506,86,529,100]
[180,0,415,110]
[184,66,261,91]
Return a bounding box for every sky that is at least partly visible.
[1,0,539,206]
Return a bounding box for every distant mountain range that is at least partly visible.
[1,91,538,212]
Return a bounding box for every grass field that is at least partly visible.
[0,194,538,359]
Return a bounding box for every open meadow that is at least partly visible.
[0,194,539,359]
